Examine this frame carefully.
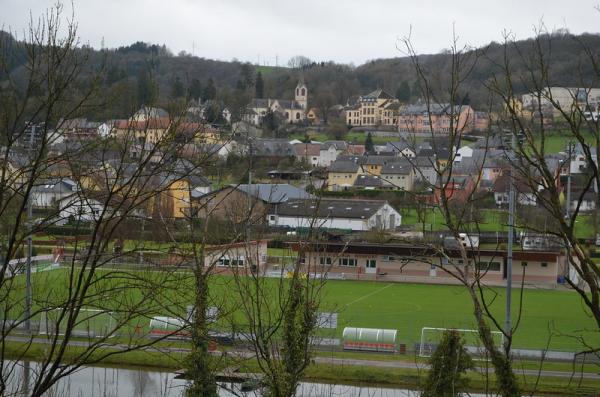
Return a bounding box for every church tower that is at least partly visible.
[295,79,308,109]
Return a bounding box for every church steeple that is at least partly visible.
[295,78,308,109]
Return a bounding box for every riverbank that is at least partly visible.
[4,339,599,396]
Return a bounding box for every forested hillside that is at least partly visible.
[2,29,600,120]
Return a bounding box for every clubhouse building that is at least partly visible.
[290,241,564,287]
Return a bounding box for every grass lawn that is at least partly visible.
[400,208,507,232]
[346,131,398,145]
[400,207,596,238]
[9,268,598,353]
[532,129,597,153]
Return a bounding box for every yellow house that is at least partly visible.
[327,155,395,191]
[151,175,212,219]
[113,118,219,146]
[306,107,322,125]
[327,160,360,191]
[345,89,400,127]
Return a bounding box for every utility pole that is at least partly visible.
[505,132,516,350]
[246,135,253,240]
[25,123,35,333]
[565,142,573,279]
[566,142,573,220]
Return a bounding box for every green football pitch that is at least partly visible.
[8,268,598,352]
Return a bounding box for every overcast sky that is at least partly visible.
[2,0,600,66]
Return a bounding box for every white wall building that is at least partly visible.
[57,196,108,225]
[268,198,402,231]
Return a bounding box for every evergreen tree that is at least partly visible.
[421,330,474,397]
[239,63,254,88]
[411,79,422,101]
[255,71,264,99]
[396,81,411,102]
[137,67,158,106]
[188,78,203,101]
[365,132,374,153]
[461,92,471,105]
[201,78,217,102]
[171,76,185,98]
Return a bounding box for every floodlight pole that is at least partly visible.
[25,124,35,333]
[504,132,516,350]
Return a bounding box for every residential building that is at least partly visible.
[32,178,78,208]
[250,138,295,158]
[473,111,489,132]
[327,155,415,191]
[57,118,110,140]
[57,195,108,225]
[293,143,322,166]
[150,174,212,219]
[433,175,477,204]
[380,161,415,191]
[318,141,348,167]
[268,198,401,231]
[345,89,400,127]
[413,157,438,186]
[306,108,322,124]
[397,103,476,134]
[327,160,361,190]
[195,183,314,224]
[521,87,600,115]
[492,174,539,206]
[384,140,416,158]
[131,106,169,121]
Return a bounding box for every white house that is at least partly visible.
[318,141,347,167]
[454,145,474,162]
[268,198,402,231]
[57,196,108,225]
[384,141,417,158]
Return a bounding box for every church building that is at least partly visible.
[244,80,308,126]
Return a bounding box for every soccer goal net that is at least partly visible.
[39,308,117,338]
[419,327,504,358]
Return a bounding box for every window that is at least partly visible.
[476,262,501,271]
[301,88,306,96]
[366,259,376,268]
[218,257,230,267]
[231,258,245,267]
[319,257,332,265]
[382,255,395,261]
[269,215,276,221]
[541,262,548,268]
[296,112,300,120]
[341,258,357,267]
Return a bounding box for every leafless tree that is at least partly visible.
[0,5,225,396]
[397,29,522,396]
[487,26,600,361]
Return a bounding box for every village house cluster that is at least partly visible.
[13,81,599,290]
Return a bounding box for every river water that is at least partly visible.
[5,361,490,396]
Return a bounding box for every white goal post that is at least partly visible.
[419,327,504,358]
[39,308,117,338]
